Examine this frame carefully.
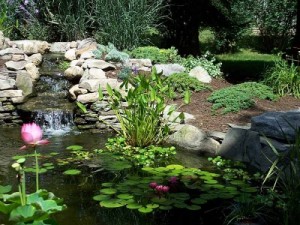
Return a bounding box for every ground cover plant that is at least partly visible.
[207,82,277,114]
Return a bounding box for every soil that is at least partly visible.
[175,78,300,133]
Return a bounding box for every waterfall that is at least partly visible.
[18,53,75,134]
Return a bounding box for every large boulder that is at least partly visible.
[27,53,43,66]
[251,110,300,142]
[166,124,219,154]
[13,40,50,54]
[64,66,84,81]
[25,63,40,80]
[189,66,212,83]
[80,68,106,82]
[65,49,76,61]
[50,42,70,53]
[154,64,185,76]
[76,38,97,57]
[16,71,33,97]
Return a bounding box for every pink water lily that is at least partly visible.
[20,123,49,149]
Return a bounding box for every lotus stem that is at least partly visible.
[34,148,39,191]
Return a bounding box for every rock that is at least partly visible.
[0,104,15,112]
[25,63,39,80]
[11,54,25,61]
[11,96,26,104]
[207,131,226,141]
[27,53,42,66]
[80,51,95,59]
[76,38,97,57]
[251,110,300,142]
[127,58,152,68]
[69,84,88,100]
[227,123,251,130]
[0,90,23,98]
[5,60,27,70]
[80,68,106,82]
[0,75,15,90]
[16,71,33,96]
[0,48,24,56]
[154,64,185,76]
[77,92,99,103]
[69,41,78,48]
[189,66,212,83]
[65,49,76,61]
[166,124,207,152]
[83,59,116,71]
[217,128,262,167]
[0,31,4,49]
[13,40,50,54]
[50,42,70,52]
[79,79,102,92]
[70,59,84,67]
[64,66,84,81]
[163,105,195,123]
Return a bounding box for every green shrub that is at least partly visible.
[129,46,181,64]
[263,60,300,98]
[180,52,222,78]
[207,82,277,114]
[117,67,132,80]
[165,72,212,98]
[93,43,129,62]
[58,61,70,71]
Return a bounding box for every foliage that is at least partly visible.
[0,0,19,37]
[165,72,211,98]
[117,67,133,80]
[207,82,277,114]
[90,0,166,50]
[99,68,190,147]
[129,46,181,64]
[247,0,297,52]
[180,51,222,77]
[96,137,176,167]
[93,164,259,213]
[263,59,300,98]
[93,43,129,62]
[58,61,70,71]
[262,128,300,225]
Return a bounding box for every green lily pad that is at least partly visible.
[166,165,184,170]
[204,180,218,184]
[63,169,81,175]
[101,182,114,187]
[100,200,124,208]
[138,207,153,213]
[117,194,134,200]
[159,205,172,210]
[93,194,111,201]
[186,205,201,210]
[126,203,142,209]
[100,188,117,195]
[191,198,207,205]
[146,203,159,209]
[66,145,83,151]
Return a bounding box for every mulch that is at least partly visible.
[175,78,300,132]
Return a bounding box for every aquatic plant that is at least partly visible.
[93,165,258,213]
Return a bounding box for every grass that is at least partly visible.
[216,49,280,83]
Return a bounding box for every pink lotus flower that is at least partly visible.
[155,185,170,193]
[149,182,158,189]
[20,123,49,149]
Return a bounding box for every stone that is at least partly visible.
[227,123,251,130]
[16,71,33,96]
[5,60,27,70]
[77,92,99,103]
[0,31,4,49]
[83,59,116,71]
[127,58,152,68]
[50,42,70,52]
[11,96,26,104]
[76,38,97,57]
[0,48,24,56]
[189,66,212,83]
[154,64,185,76]
[80,68,106,82]
[69,41,78,48]
[25,63,40,80]
[80,51,95,59]
[65,49,76,61]
[166,124,207,152]
[0,75,15,90]
[163,105,195,123]
[64,66,84,81]
[0,104,15,112]
[217,128,262,166]
[13,40,50,54]
[79,79,102,93]
[251,110,300,142]
[11,54,25,61]
[0,90,23,98]
[27,53,42,66]
[69,84,88,100]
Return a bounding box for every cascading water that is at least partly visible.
[17,53,75,134]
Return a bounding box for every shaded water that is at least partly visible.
[0,127,211,225]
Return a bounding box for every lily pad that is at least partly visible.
[63,169,81,175]
[159,205,172,210]
[146,203,159,209]
[117,194,134,200]
[66,145,83,151]
[93,194,111,201]
[186,205,201,210]
[100,200,124,208]
[100,188,117,195]
[126,203,142,209]
[166,165,184,170]
[138,207,153,213]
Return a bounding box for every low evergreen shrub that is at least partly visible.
[207,82,277,114]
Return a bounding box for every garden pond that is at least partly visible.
[0,127,233,225]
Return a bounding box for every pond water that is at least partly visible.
[0,127,214,225]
